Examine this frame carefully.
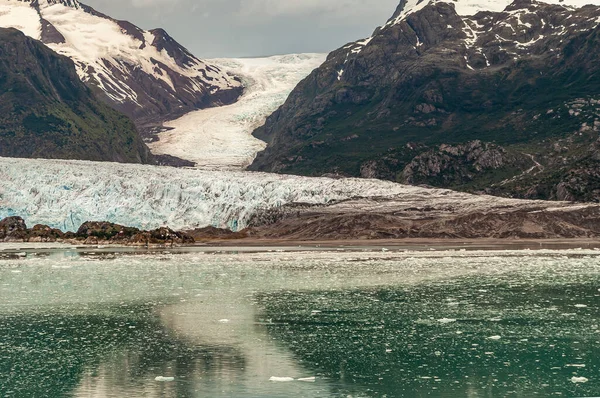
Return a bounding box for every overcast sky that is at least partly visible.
[83,0,400,58]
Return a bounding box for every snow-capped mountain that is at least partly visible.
[250,0,600,202]
[0,0,243,130]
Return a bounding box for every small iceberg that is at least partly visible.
[155,376,175,382]
[570,376,589,383]
[270,376,294,382]
[437,318,457,324]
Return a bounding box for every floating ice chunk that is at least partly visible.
[270,376,294,382]
[488,335,502,340]
[298,377,316,382]
[571,376,589,383]
[438,318,457,324]
[155,376,175,382]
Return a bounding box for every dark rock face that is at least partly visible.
[400,141,528,187]
[249,0,600,202]
[0,28,151,163]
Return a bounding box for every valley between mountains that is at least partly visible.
[1,0,600,243]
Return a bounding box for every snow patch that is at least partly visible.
[0,0,41,39]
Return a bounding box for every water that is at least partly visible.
[0,246,599,397]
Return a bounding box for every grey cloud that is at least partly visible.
[83,0,399,57]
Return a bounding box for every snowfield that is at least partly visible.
[149,54,326,169]
[0,157,566,233]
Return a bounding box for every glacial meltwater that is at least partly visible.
[0,246,599,397]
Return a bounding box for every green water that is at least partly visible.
[0,247,599,397]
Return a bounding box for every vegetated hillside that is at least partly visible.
[250,0,600,202]
[0,27,151,163]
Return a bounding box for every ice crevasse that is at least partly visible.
[0,157,423,232]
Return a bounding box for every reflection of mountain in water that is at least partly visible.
[0,305,245,397]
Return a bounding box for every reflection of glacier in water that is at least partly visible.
[149,54,327,169]
[0,156,425,232]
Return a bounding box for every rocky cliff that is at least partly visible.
[250,0,600,202]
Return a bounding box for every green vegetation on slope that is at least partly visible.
[0,28,151,163]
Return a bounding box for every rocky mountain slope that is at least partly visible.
[0,28,150,163]
[0,0,242,133]
[249,0,600,202]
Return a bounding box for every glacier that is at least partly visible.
[149,54,327,169]
[0,157,444,232]
[2,157,585,234]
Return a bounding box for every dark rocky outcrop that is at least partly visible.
[0,28,151,163]
[249,0,600,202]
[0,218,194,246]
[28,224,65,242]
[0,217,28,242]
